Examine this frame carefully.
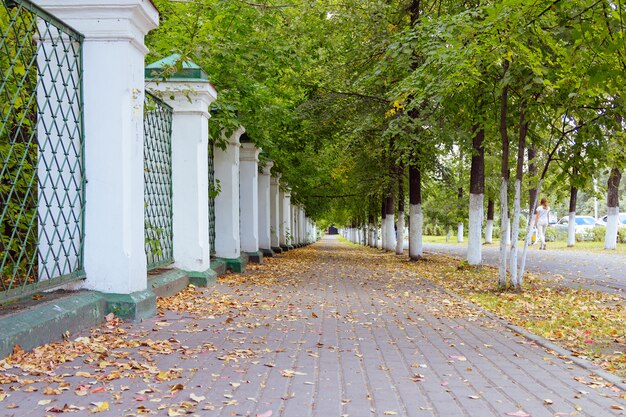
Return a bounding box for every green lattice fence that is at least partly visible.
[143,91,173,270]
[208,139,216,255]
[1,0,85,303]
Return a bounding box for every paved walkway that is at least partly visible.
[422,243,626,296]
[1,236,624,417]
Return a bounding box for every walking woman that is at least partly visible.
[534,198,550,250]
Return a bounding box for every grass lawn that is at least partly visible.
[422,235,626,255]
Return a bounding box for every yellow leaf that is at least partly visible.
[91,401,109,413]
[38,399,52,406]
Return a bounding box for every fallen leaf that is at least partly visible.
[90,401,109,413]
[256,411,273,417]
[38,399,53,406]
[190,393,205,403]
[505,411,530,417]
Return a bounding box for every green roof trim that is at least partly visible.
[145,54,209,81]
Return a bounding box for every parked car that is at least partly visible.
[595,213,626,228]
[553,215,596,240]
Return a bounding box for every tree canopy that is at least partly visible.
[147,0,626,252]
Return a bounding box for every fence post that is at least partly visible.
[270,174,283,254]
[145,55,218,286]
[258,161,274,257]
[213,127,247,272]
[239,140,263,263]
[280,188,292,250]
[34,0,159,319]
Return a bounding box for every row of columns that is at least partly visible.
[211,131,317,266]
[32,1,317,310]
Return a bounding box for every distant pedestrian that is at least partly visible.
[534,198,550,250]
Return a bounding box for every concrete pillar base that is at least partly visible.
[214,255,248,273]
[260,248,275,257]
[187,269,218,287]
[245,251,264,264]
[210,258,228,276]
[271,246,284,254]
[103,290,156,321]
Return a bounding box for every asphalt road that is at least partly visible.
[422,242,626,296]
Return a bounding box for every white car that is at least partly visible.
[554,215,596,240]
[595,213,626,228]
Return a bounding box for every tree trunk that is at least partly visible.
[498,72,509,287]
[396,165,405,255]
[457,186,464,243]
[368,213,376,248]
[528,144,537,215]
[485,199,494,244]
[509,106,527,289]
[381,198,386,250]
[468,124,485,265]
[605,167,621,250]
[567,186,578,247]
[409,164,423,259]
[384,195,395,251]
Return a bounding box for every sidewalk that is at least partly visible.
[1,236,624,416]
[422,242,626,296]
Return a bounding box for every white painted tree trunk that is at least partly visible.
[567,211,576,247]
[509,179,522,287]
[485,220,493,244]
[498,178,509,286]
[605,207,619,250]
[369,223,376,247]
[457,222,464,243]
[467,193,483,265]
[506,219,511,245]
[384,215,396,251]
[409,204,423,259]
[396,212,405,255]
[518,179,542,286]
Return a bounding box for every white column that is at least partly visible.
[145,80,217,274]
[34,1,158,294]
[214,127,244,259]
[291,205,298,245]
[299,209,306,244]
[270,175,281,249]
[280,189,292,247]
[258,161,273,252]
[239,143,262,253]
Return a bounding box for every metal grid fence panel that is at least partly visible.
[143,91,173,270]
[1,0,85,303]
[208,139,216,255]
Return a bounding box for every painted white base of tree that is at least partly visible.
[498,178,509,287]
[396,212,404,255]
[509,179,522,287]
[409,204,423,259]
[485,219,493,244]
[384,216,396,251]
[457,222,464,243]
[467,193,483,265]
[605,207,619,250]
[567,211,576,247]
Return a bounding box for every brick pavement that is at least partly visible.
[1,236,624,417]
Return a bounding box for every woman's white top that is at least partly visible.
[536,206,550,225]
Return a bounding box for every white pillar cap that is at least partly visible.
[33,0,159,54]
